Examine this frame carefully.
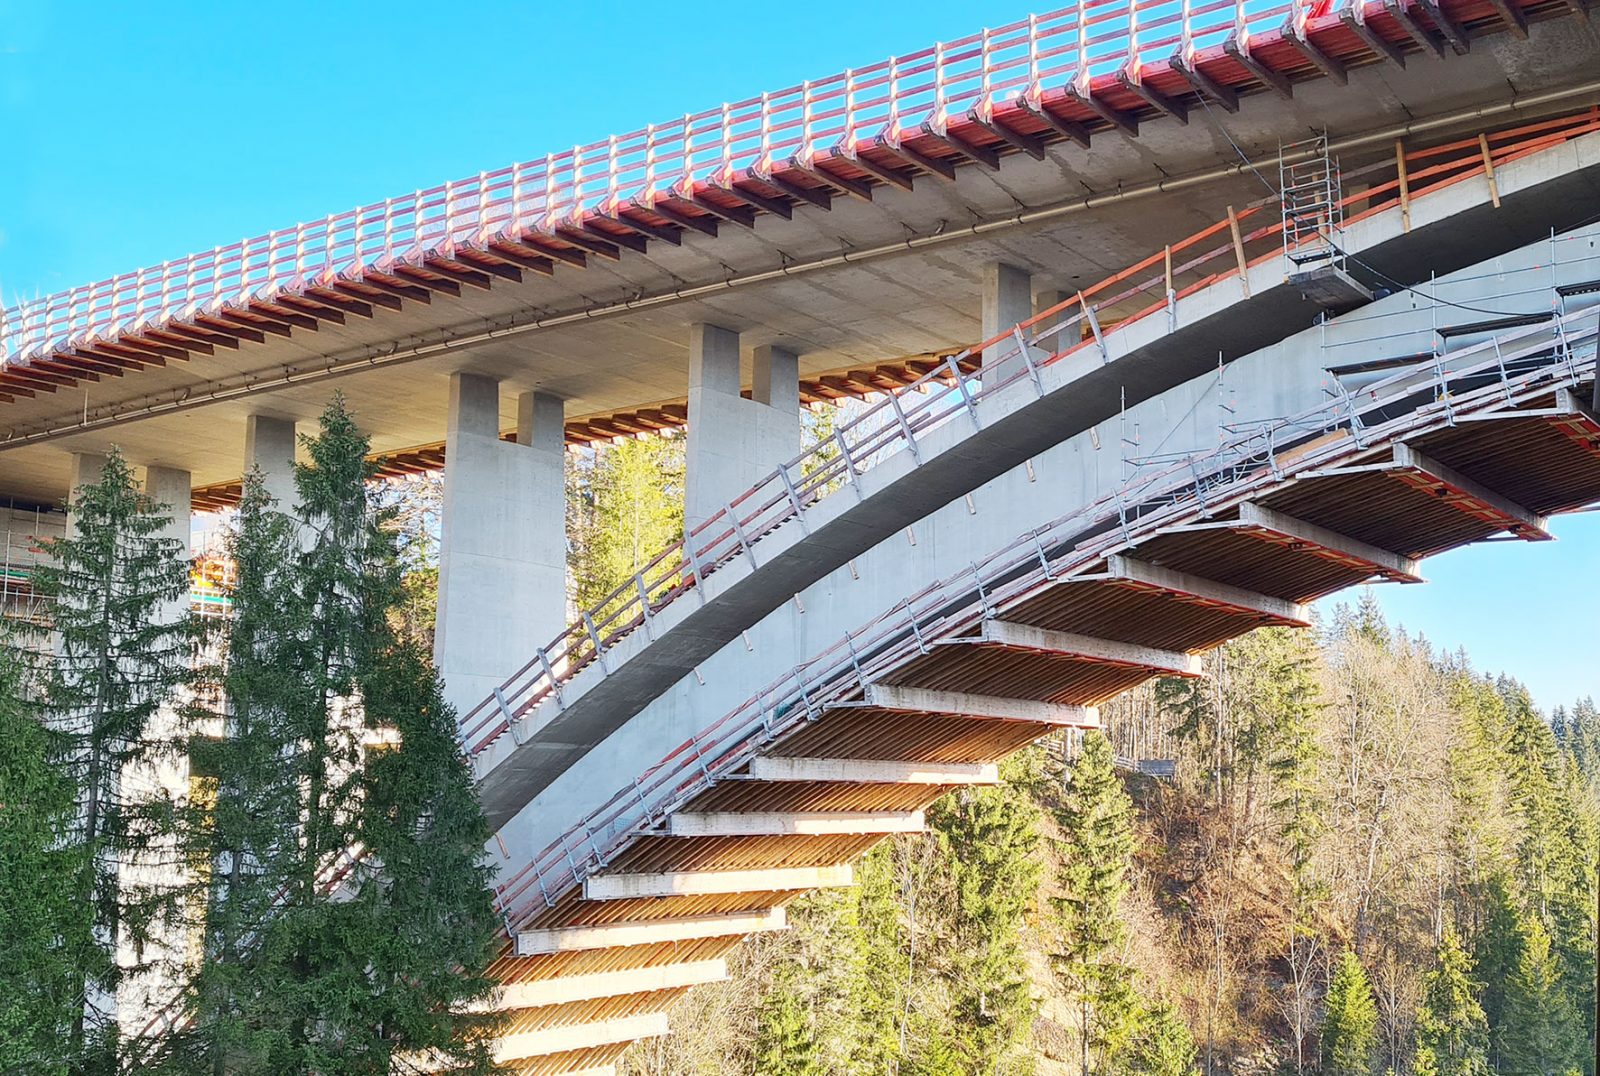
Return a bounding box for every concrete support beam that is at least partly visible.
[855,683,1100,727]
[1237,502,1422,582]
[981,262,1036,387]
[516,907,787,957]
[243,414,297,510]
[495,959,728,1010]
[583,864,853,901]
[495,1011,669,1062]
[667,810,925,837]
[1391,443,1550,540]
[1106,554,1311,626]
[144,465,192,623]
[684,325,800,534]
[435,374,566,715]
[968,618,1204,676]
[746,756,1000,785]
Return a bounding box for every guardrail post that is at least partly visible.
[583,610,609,673]
[887,388,923,464]
[945,355,983,432]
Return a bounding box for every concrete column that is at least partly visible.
[684,325,800,535]
[434,373,566,716]
[1034,288,1074,355]
[144,465,192,624]
[244,414,298,509]
[981,262,1034,388]
[65,452,107,536]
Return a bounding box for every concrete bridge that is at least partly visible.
[6,0,1600,1070]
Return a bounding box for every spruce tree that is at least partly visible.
[0,643,85,1074]
[1053,730,1140,1076]
[753,963,820,1076]
[29,449,197,1073]
[173,398,499,1072]
[1500,916,1585,1076]
[1411,929,1489,1076]
[929,751,1043,1073]
[1124,1000,1198,1076]
[1320,950,1378,1076]
[851,844,906,1074]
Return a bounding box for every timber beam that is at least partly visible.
[1105,554,1311,625]
[1391,444,1550,540]
[582,864,853,902]
[957,618,1203,676]
[846,683,1099,727]
[494,959,728,1011]
[516,907,786,956]
[745,756,999,785]
[666,810,925,837]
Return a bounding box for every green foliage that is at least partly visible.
[1053,731,1139,1074]
[1411,930,1488,1076]
[754,964,821,1076]
[1499,916,1586,1076]
[0,648,84,1075]
[567,436,685,614]
[166,398,499,1074]
[1321,950,1378,1076]
[850,844,905,1074]
[28,448,198,1072]
[1123,1000,1199,1076]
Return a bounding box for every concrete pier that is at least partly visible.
[434,373,566,715]
[684,325,799,535]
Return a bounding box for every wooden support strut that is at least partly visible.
[1227,206,1250,296]
[1479,134,1501,207]
[1396,140,1412,232]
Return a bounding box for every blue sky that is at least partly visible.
[1,2,1592,712]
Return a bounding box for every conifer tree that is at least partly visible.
[851,844,906,1074]
[1321,950,1378,1076]
[753,963,820,1076]
[0,644,85,1073]
[567,435,685,614]
[929,752,1043,1073]
[29,449,197,1073]
[172,398,499,1072]
[1053,731,1140,1076]
[1125,1000,1199,1076]
[1411,929,1489,1076]
[1500,916,1586,1076]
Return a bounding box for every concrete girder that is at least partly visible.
[957,618,1204,676]
[494,959,728,1011]
[1230,501,1424,583]
[582,864,854,902]
[1104,555,1312,626]
[744,756,1001,785]
[847,683,1100,727]
[1390,443,1551,540]
[516,907,787,957]
[665,810,926,837]
[495,1011,669,1062]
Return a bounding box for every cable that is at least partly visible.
[1194,94,1281,199]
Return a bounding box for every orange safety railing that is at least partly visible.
[9,0,1396,367]
[456,106,1600,761]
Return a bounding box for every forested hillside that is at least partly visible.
[548,428,1599,1076]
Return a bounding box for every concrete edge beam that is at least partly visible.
[1555,387,1600,429]
[974,618,1203,677]
[1238,501,1423,582]
[1105,554,1311,626]
[1392,442,1550,539]
[745,756,1001,785]
[666,810,926,837]
[494,959,728,1011]
[516,907,786,956]
[495,1010,669,1062]
[858,683,1100,727]
[583,864,854,902]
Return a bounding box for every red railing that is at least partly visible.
[7,0,1374,367]
[456,107,1600,763]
